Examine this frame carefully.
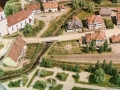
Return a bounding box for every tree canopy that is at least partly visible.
[24,24,33,35]
[87,2,95,13]
[72,0,80,10]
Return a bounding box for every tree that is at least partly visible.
[95,60,101,70]
[22,74,28,86]
[4,5,13,17]
[68,65,74,71]
[8,81,14,87]
[106,61,113,75]
[102,60,107,72]
[46,60,52,68]
[99,45,104,53]
[40,58,46,67]
[40,69,47,76]
[115,74,120,85]
[85,45,89,53]
[112,68,119,77]
[62,63,67,70]
[75,64,80,72]
[79,0,86,7]
[87,2,95,13]
[0,69,4,77]
[75,72,80,79]
[40,80,47,87]
[103,40,108,52]
[89,64,93,72]
[94,68,105,83]
[108,47,112,52]
[58,72,66,80]
[111,0,119,3]
[72,0,80,10]
[95,0,103,4]
[24,24,32,35]
[89,40,96,52]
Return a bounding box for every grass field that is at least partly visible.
[40,71,54,78]
[49,84,63,90]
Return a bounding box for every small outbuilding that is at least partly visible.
[99,8,111,16]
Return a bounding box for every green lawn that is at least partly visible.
[56,73,69,81]
[72,86,96,90]
[25,43,44,59]
[49,84,63,90]
[0,44,4,50]
[23,20,45,37]
[40,71,54,78]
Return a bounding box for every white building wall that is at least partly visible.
[60,9,65,12]
[8,13,34,35]
[44,8,58,12]
[0,19,8,36]
[0,11,5,20]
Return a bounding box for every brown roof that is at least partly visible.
[99,8,111,15]
[87,15,103,24]
[85,30,106,42]
[7,10,32,27]
[0,6,3,12]
[43,1,58,9]
[59,4,65,10]
[111,34,120,43]
[116,12,120,22]
[7,37,26,62]
[26,3,40,11]
[72,16,79,20]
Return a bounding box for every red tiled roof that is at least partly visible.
[111,34,120,43]
[85,30,106,42]
[0,6,3,12]
[26,3,40,11]
[87,15,103,24]
[43,1,58,9]
[7,10,32,27]
[59,4,65,10]
[7,37,26,62]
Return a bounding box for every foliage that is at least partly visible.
[75,64,80,72]
[0,69,4,77]
[49,84,63,90]
[40,69,47,76]
[8,80,21,87]
[89,40,96,52]
[89,64,93,72]
[75,72,80,79]
[95,60,101,70]
[23,24,33,35]
[111,0,119,3]
[0,44,4,50]
[62,63,67,70]
[56,72,68,81]
[23,20,45,37]
[99,45,104,53]
[4,4,22,17]
[95,0,103,4]
[94,68,105,83]
[102,60,107,72]
[84,45,89,53]
[68,65,74,71]
[87,2,95,13]
[72,86,95,90]
[104,19,114,29]
[72,0,80,10]
[79,0,86,7]
[115,74,120,85]
[103,40,108,52]
[27,69,39,87]
[33,80,46,90]
[22,74,28,86]
[40,58,53,68]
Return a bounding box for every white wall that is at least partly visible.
[0,11,5,21]
[0,19,8,36]
[44,8,58,12]
[8,13,34,34]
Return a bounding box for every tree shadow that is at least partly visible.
[111,16,116,25]
[109,76,116,85]
[89,74,96,84]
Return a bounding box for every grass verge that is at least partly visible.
[40,71,54,78]
[49,84,63,90]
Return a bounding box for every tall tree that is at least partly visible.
[75,72,80,79]
[106,61,113,75]
[79,0,86,7]
[62,63,67,70]
[111,0,119,3]
[24,24,33,35]
[94,68,105,83]
[72,0,80,10]
[4,5,13,17]
[99,45,104,53]
[75,64,80,72]
[95,60,101,70]
[40,69,47,76]
[46,60,52,68]
[103,40,108,52]
[40,58,46,67]
[85,45,89,53]
[87,2,95,13]
[102,60,107,72]
[89,64,93,72]
[112,68,119,77]
[89,40,96,52]
[115,74,120,85]
[22,74,28,86]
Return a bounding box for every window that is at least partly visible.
[12,27,14,31]
[25,21,26,24]
[16,25,18,28]
[21,23,22,26]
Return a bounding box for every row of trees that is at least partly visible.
[89,60,120,84]
[40,58,52,68]
[104,19,114,29]
[84,40,112,53]
[72,0,95,13]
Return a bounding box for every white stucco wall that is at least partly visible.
[0,19,8,36]
[44,8,58,12]
[8,13,34,35]
[32,10,41,14]
[0,11,5,21]
[60,9,65,12]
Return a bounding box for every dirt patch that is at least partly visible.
[79,72,90,82]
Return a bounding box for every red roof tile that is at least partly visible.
[111,34,120,43]
[43,1,58,9]
[26,3,40,11]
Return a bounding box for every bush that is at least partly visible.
[8,80,21,87]
[104,19,114,29]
